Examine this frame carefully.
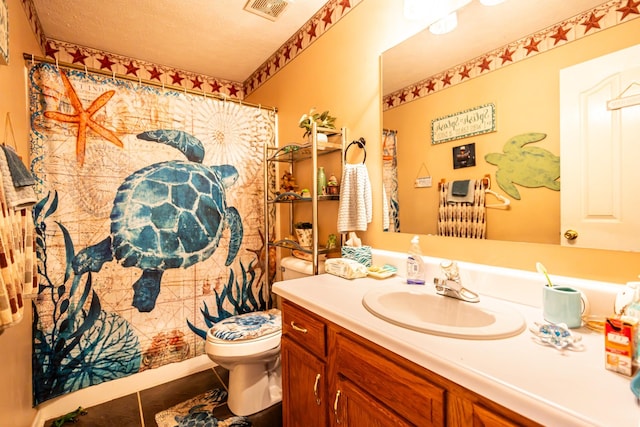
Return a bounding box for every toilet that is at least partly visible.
[205,309,282,416]
[205,256,324,416]
[280,256,325,279]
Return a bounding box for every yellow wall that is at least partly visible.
[0,0,43,424]
[385,57,561,244]
[247,0,640,284]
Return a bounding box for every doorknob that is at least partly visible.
[564,229,578,240]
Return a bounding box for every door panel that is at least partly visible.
[560,44,640,251]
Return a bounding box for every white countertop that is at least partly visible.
[273,272,640,426]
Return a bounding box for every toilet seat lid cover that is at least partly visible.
[211,309,281,341]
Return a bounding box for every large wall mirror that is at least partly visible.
[381,0,640,252]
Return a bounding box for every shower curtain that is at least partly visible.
[382,129,400,232]
[28,63,276,404]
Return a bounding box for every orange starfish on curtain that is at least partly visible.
[44,71,123,167]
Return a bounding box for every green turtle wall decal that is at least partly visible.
[484,132,560,200]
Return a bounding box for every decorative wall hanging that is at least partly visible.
[0,0,8,65]
[28,62,276,405]
[607,82,640,110]
[414,163,432,188]
[431,103,495,144]
[484,132,560,200]
[453,143,476,169]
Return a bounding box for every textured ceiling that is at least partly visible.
[32,0,329,83]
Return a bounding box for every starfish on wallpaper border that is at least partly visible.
[44,71,123,167]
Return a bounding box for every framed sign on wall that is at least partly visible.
[431,103,496,145]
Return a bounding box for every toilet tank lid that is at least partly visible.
[210,309,281,341]
[280,256,325,275]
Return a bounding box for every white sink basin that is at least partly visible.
[362,284,526,339]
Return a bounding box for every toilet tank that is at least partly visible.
[280,256,325,280]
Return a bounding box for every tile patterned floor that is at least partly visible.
[44,367,282,427]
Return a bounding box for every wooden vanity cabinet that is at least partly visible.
[281,300,328,427]
[281,300,540,427]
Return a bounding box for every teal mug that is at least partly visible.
[542,285,590,328]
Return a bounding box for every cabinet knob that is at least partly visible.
[563,229,578,240]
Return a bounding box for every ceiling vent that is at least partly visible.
[244,0,290,21]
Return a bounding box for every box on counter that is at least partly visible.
[605,316,638,376]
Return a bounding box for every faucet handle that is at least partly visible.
[440,260,460,281]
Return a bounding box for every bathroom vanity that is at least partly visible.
[273,251,639,426]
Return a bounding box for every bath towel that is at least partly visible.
[446,180,475,204]
[338,163,372,233]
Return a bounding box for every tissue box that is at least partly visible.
[341,245,372,267]
[605,316,637,376]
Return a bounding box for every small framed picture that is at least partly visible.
[452,143,476,169]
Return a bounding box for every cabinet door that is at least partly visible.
[333,377,412,427]
[333,333,445,426]
[282,336,327,427]
[472,404,520,427]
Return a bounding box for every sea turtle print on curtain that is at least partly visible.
[72,130,244,312]
[29,63,275,404]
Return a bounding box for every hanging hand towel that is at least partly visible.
[2,146,35,187]
[337,163,372,233]
[0,148,37,209]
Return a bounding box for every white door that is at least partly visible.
[560,44,640,252]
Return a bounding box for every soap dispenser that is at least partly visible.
[406,235,426,284]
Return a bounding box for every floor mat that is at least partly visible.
[155,388,251,427]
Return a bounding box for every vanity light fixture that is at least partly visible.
[429,12,458,35]
[403,0,471,23]
[403,0,431,20]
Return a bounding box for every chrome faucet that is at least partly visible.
[433,260,480,303]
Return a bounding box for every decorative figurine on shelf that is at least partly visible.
[317,167,327,196]
[327,173,340,195]
[279,171,298,199]
[300,188,311,199]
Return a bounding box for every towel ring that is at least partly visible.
[344,137,367,163]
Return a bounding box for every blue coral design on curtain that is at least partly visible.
[29,63,275,404]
